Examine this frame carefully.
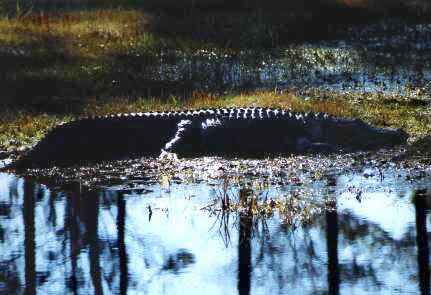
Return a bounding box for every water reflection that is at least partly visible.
[23,180,35,295]
[0,172,430,294]
[326,201,340,295]
[238,212,252,295]
[66,190,80,294]
[87,191,103,295]
[122,21,431,98]
[117,193,128,295]
[414,191,430,295]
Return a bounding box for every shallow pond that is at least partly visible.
[1,154,431,294]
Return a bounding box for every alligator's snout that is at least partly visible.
[396,128,409,143]
[373,126,408,148]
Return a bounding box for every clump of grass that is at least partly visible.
[0,111,68,152]
[206,178,329,225]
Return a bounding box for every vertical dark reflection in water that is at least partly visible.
[85,191,103,295]
[23,179,36,295]
[117,193,128,295]
[237,213,252,295]
[413,192,430,295]
[326,201,340,295]
[66,189,81,295]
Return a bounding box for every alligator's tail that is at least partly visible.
[0,156,33,172]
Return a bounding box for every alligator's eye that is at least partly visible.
[352,118,365,124]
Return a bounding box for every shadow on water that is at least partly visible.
[86,191,103,295]
[0,169,431,294]
[66,189,80,294]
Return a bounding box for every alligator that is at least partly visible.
[8,108,408,169]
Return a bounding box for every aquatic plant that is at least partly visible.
[203,176,334,227]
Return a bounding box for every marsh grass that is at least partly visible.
[0,111,67,152]
[207,177,330,226]
[1,6,429,110]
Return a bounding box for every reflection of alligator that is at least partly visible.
[10,108,408,168]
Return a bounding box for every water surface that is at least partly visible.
[133,20,431,98]
[1,162,430,294]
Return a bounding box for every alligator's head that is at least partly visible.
[323,118,408,151]
[360,125,408,150]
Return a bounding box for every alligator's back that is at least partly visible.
[164,111,408,157]
[12,113,181,168]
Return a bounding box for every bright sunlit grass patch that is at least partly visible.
[0,9,160,58]
[0,111,68,152]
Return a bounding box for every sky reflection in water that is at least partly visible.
[0,168,430,294]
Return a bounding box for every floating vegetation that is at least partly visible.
[203,177,334,226]
[12,146,431,196]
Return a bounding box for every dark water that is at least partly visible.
[1,167,430,294]
[134,21,431,98]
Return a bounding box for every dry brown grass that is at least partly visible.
[0,9,156,57]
